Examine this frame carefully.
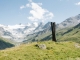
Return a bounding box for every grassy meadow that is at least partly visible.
[0,41,80,60]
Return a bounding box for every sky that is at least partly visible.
[0,0,80,25]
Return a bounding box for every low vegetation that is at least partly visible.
[0,41,80,60]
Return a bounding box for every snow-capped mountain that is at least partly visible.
[0,22,39,42]
[23,14,80,43]
[0,14,80,42]
[34,22,44,32]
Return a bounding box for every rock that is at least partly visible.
[38,44,46,49]
[75,44,80,48]
[39,44,46,49]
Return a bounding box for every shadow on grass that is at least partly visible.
[0,40,14,50]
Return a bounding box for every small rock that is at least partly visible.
[35,44,46,49]
[38,44,46,49]
[75,44,80,48]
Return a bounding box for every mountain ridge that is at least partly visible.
[0,14,80,42]
[23,14,80,43]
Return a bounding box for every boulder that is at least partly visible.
[35,44,46,49]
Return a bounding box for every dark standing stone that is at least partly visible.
[51,22,57,42]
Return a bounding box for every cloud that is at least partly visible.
[26,0,54,22]
[20,5,25,9]
[20,0,54,22]
[75,2,80,5]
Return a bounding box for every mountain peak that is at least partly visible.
[32,22,38,27]
[57,14,80,29]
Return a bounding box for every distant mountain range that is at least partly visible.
[23,14,80,43]
[0,14,80,42]
[57,14,80,29]
[0,22,39,42]
[56,23,80,43]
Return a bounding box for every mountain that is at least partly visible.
[0,22,39,42]
[56,23,80,43]
[57,14,80,29]
[23,22,52,43]
[34,22,44,32]
[23,14,80,43]
[0,37,14,50]
[0,14,80,43]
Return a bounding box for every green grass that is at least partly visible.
[0,41,80,60]
[23,31,52,43]
[56,23,80,43]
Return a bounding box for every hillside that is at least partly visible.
[26,23,80,43]
[0,37,14,50]
[22,14,80,43]
[56,23,80,43]
[0,41,80,60]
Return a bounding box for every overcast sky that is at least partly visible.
[0,0,80,25]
